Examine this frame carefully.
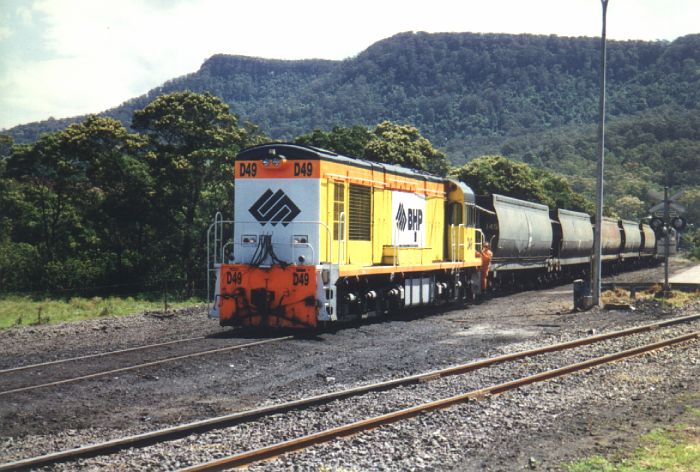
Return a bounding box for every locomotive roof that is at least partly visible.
[236,143,447,184]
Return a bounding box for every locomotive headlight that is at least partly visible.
[262,158,270,167]
[271,155,287,168]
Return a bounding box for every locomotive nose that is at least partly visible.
[217,265,319,328]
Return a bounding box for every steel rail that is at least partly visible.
[0,335,207,375]
[0,336,293,397]
[1,314,698,471]
[182,331,699,471]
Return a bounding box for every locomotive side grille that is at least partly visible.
[349,184,371,241]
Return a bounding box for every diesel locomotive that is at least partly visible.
[209,143,657,329]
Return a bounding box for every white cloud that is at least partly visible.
[0,27,11,41]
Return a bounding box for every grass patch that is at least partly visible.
[565,424,700,472]
[601,287,700,308]
[0,295,204,329]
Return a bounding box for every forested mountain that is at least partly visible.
[7,32,700,162]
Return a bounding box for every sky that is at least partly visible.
[0,0,698,130]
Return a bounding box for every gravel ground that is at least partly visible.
[0,258,698,470]
[0,304,225,370]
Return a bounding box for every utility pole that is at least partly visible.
[591,0,609,306]
[663,186,670,294]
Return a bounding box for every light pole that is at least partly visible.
[591,0,609,306]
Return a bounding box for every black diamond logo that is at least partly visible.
[395,203,407,231]
[249,189,301,227]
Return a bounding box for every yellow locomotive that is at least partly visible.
[209,143,485,328]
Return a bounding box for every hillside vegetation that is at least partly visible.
[7,32,699,155]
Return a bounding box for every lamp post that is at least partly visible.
[591,0,609,306]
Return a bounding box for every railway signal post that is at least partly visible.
[649,187,687,295]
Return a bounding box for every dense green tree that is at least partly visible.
[295,125,372,158]
[533,170,595,214]
[451,155,553,206]
[610,195,646,220]
[6,133,90,263]
[61,116,152,280]
[3,116,148,290]
[364,121,449,176]
[451,155,595,213]
[295,121,449,176]
[131,92,254,290]
[0,135,12,159]
[0,135,14,241]
[0,136,40,291]
[678,188,700,229]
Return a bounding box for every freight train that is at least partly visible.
[208,143,657,329]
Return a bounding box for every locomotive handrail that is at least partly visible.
[449,224,464,263]
[475,228,485,253]
[393,219,398,267]
[222,241,233,262]
[285,241,316,266]
[448,224,468,263]
[207,214,234,303]
[338,212,346,266]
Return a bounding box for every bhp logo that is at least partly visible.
[395,203,408,231]
[249,189,301,226]
[395,203,422,232]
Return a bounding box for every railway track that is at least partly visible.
[0,336,292,397]
[0,334,208,375]
[2,313,698,471]
[182,330,699,472]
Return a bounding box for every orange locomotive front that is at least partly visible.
[218,264,319,328]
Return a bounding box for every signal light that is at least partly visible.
[671,217,687,231]
[650,217,664,232]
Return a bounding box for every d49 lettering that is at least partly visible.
[293,272,309,286]
[294,162,313,177]
[239,163,257,177]
[226,271,242,285]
